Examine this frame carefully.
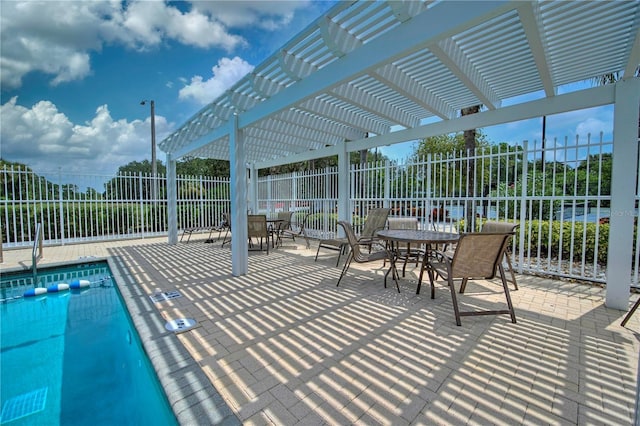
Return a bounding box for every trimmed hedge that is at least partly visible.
[465,219,635,266]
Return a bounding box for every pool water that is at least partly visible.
[0,261,177,426]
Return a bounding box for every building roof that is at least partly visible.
[159,0,640,166]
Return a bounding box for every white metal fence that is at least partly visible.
[2,135,638,285]
[257,135,638,285]
[0,168,230,245]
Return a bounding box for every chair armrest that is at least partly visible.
[423,248,452,264]
[368,241,388,251]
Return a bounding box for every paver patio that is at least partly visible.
[2,236,639,425]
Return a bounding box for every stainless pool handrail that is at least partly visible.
[32,223,43,284]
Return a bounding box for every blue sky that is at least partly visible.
[1,0,614,180]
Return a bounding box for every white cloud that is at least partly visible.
[0,0,259,89]
[194,1,308,30]
[0,97,171,175]
[179,56,255,105]
[117,1,246,51]
[0,1,104,88]
[545,106,613,142]
[575,117,609,139]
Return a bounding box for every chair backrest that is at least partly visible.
[277,211,294,228]
[247,215,268,238]
[338,221,368,262]
[450,233,511,279]
[360,208,391,238]
[481,221,517,253]
[481,221,518,234]
[387,217,418,230]
[388,217,418,250]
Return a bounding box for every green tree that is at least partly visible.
[177,157,230,177]
[104,160,166,200]
[413,132,490,159]
[0,159,54,200]
[413,132,493,201]
[117,159,166,175]
[85,187,102,199]
[260,149,389,177]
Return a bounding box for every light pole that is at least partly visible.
[140,100,157,199]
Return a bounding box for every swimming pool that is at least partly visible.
[0,261,178,425]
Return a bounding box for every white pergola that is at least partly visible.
[159,0,640,310]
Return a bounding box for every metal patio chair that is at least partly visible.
[220,213,232,247]
[315,207,390,266]
[272,211,295,247]
[336,221,400,293]
[281,211,311,249]
[423,232,517,326]
[248,214,270,254]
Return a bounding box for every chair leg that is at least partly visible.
[498,264,517,323]
[336,253,354,287]
[215,227,225,242]
[221,229,231,247]
[503,251,518,290]
[621,297,640,326]
[459,278,469,293]
[448,277,462,326]
[336,245,345,267]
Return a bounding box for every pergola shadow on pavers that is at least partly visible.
[108,241,639,425]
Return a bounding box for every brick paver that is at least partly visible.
[2,235,639,425]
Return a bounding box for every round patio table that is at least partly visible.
[376,229,459,294]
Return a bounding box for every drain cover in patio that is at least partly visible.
[149,290,182,303]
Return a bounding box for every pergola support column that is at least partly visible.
[166,153,178,245]
[337,140,350,236]
[230,113,248,276]
[248,163,258,214]
[606,78,640,310]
